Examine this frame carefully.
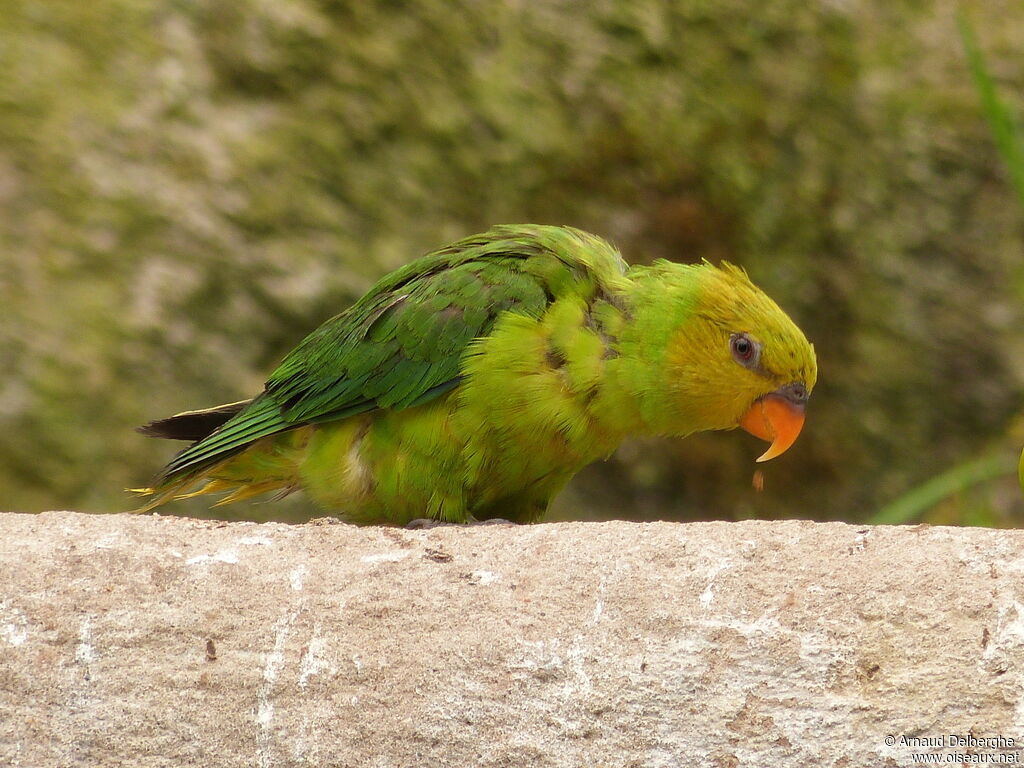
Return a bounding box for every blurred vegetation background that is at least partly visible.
[1,0,1023,525]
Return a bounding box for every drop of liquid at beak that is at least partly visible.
[752,469,765,493]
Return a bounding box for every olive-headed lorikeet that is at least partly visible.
[134,225,817,524]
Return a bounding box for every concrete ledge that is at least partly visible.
[1,511,1023,766]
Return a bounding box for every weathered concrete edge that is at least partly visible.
[2,511,1024,768]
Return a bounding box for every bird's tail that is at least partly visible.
[136,400,252,442]
[130,402,309,512]
[128,473,297,513]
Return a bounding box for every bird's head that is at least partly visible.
[655,261,817,461]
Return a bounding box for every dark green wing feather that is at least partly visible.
[155,227,577,482]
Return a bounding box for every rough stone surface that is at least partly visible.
[2,511,1024,767]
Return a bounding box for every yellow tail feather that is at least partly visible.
[130,428,309,513]
[212,481,292,507]
[175,479,235,500]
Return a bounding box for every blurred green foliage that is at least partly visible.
[869,10,1024,527]
[959,10,1024,208]
[1,0,1022,524]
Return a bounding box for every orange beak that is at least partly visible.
[739,391,807,462]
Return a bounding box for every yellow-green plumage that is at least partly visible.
[1019,448,1024,498]
[136,225,817,524]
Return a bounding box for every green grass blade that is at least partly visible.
[958,11,1024,207]
[871,451,1016,525]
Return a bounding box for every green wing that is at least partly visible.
[156,228,577,482]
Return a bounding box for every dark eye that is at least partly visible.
[730,333,759,368]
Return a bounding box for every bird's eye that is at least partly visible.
[730,333,759,368]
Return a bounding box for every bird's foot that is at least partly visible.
[405,518,451,530]
[404,517,516,529]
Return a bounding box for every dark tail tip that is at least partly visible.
[137,399,252,442]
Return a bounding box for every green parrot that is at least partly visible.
[135,225,817,524]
